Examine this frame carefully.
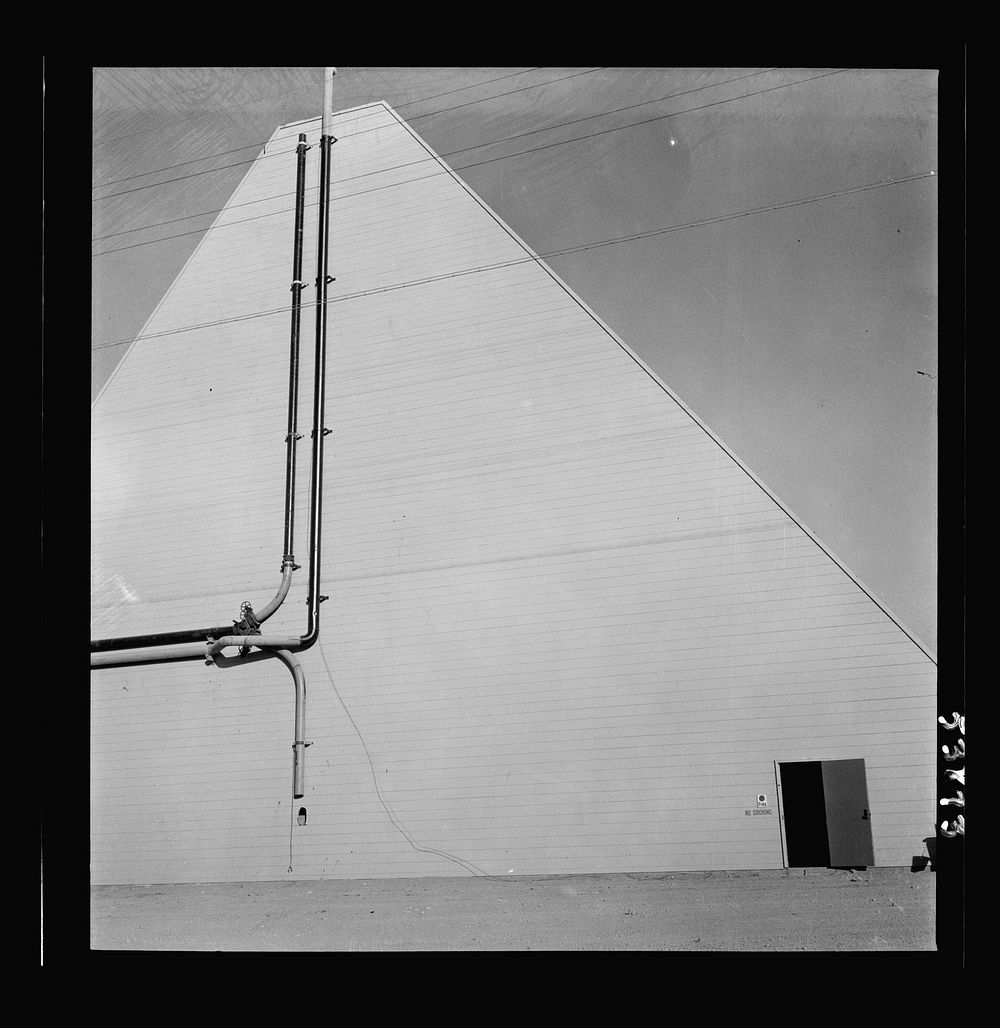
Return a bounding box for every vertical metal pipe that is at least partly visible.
[322,67,337,138]
[282,133,310,568]
[273,649,307,799]
[303,73,336,645]
[94,72,340,660]
[93,73,339,803]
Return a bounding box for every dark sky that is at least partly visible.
[91,66,940,654]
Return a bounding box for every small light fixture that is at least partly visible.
[297,807,307,826]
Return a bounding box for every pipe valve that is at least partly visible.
[233,601,262,656]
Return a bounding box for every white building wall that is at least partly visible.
[91,104,936,884]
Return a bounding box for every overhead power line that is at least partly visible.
[93,67,779,242]
[91,68,546,186]
[93,66,546,156]
[95,66,761,190]
[93,69,839,257]
[92,67,603,200]
[91,170,935,352]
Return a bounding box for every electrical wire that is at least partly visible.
[92,67,779,243]
[316,639,492,877]
[92,69,843,258]
[92,66,545,156]
[315,640,575,883]
[93,68,547,186]
[92,67,602,201]
[386,65,545,108]
[93,66,792,213]
[90,169,936,352]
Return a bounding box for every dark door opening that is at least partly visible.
[778,758,875,868]
[779,760,830,867]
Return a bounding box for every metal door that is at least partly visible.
[777,757,875,868]
[821,758,874,867]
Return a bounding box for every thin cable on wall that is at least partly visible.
[316,640,491,877]
[316,639,610,883]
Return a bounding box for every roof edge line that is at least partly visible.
[378,102,938,666]
[278,99,392,132]
[91,133,280,411]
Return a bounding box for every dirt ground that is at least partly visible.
[89,866,936,951]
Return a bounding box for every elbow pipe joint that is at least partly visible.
[248,563,296,626]
[207,646,307,798]
[273,648,307,799]
[204,621,320,662]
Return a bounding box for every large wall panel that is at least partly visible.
[91,104,936,884]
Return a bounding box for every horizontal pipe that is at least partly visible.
[90,565,296,655]
[90,629,313,670]
[90,626,234,653]
[94,107,334,664]
[90,642,207,668]
[206,634,308,657]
